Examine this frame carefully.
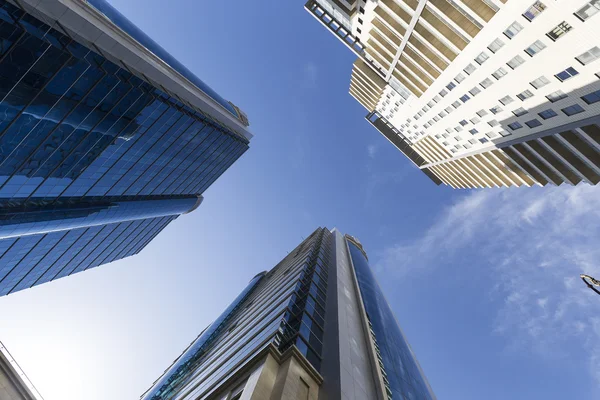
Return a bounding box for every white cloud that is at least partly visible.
[302,62,318,89]
[367,144,378,159]
[374,185,600,385]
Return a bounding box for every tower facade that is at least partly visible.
[0,341,42,400]
[306,0,600,189]
[0,0,251,296]
[142,228,435,400]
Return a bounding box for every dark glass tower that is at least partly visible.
[142,228,436,400]
[0,0,252,296]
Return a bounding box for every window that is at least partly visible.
[562,104,585,116]
[492,67,508,80]
[525,119,542,128]
[480,138,489,144]
[357,28,362,34]
[504,21,524,39]
[480,78,494,89]
[547,90,567,102]
[488,119,499,127]
[555,67,579,82]
[360,6,365,13]
[454,136,461,141]
[442,141,450,146]
[486,132,498,139]
[547,21,573,41]
[435,134,442,139]
[507,55,525,69]
[447,82,456,91]
[575,0,600,21]
[582,89,600,104]
[538,109,558,119]
[452,101,461,108]
[464,63,476,75]
[469,87,481,96]
[523,1,547,22]
[433,96,441,104]
[438,111,446,118]
[445,106,453,113]
[422,105,429,112]
[508,122,523,130]
[517,90,534,101]
[475,52,490,65]
[439,89,448,97]
[576,47,600,65]
[524,40,547,57]
[454,126,463,132]
[358,18,363,24]
[455,73,466,83]
[490,105,503,114]
[512,107,528,117]
[459,119,469,126]
[530,76,550,89]
[469,128,478,135]
[470,117,480,124]
[488,38,505,53]
[499,95,514,105]
[427,101,435,108]
[477,109,488,117]
[469,138,478,145]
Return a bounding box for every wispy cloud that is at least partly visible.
[367,144,378,159]
[374,185,600,385]
[302,62,318,89]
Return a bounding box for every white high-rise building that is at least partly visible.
[306,0,600,189]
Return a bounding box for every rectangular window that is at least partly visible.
[562,104,585,116]
[438,111,446,118]
[447,82,456,91]
[439,89,448,97]
[488,120,499,127]
[477,109,488,117]
[547,21,573,41]
[490,106,503,115]
[575,0,600,21]
[555,67,579,82]
[530,76,550,89]
[445,106,453,113]
[512,107,528,117]
[469,87,481,96]
[452,101,461,108]
[360,6,365,13]
[433,116,440,122]
[508,122,523,130]
[459,120,469,126]
[492,67,508,80]
[524,40,547,57]
[538,109,558,119]
[507,55,525,69]
[475,52,490,65]
[523,1,547,22]
[454,126,463,132]
[488,38,505,53]
[480,78,494,88]
[356,28,362,34]
[358,18,363,24]
[454,136,461,141]
[480,138,489,144]
[517,90,534,101]
[427,101,435,108]
[470,117,480,124]
[576,46,600,65]
[469,128,478,135]
[525,119,542,128]
[455,73,466,83]
[464,63,476,75]
[582,89,600,104]
[547,90,567,102]
[499,95,514,105]
[504,21,524,39]
[469,138,478,145]
[486,132,498,139]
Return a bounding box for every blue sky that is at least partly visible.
[0,1,599,399]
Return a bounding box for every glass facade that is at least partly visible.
[0,0,249,295]
[347,239,435,400]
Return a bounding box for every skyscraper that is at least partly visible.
[0,0,252,296]
[0,341,43,400]
[141,228,435,400]
[306,0,600,189]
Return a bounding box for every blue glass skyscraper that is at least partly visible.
[0,0,252,296]
[142,228,436,400]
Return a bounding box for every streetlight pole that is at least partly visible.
[581,274,600,296]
